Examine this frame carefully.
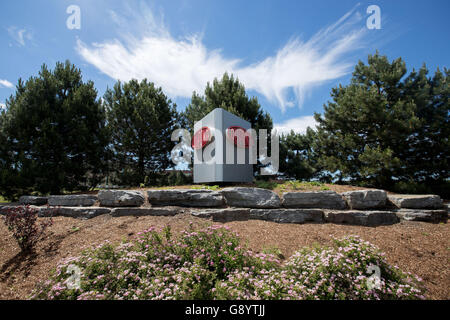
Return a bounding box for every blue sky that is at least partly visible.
[1,0,449,133]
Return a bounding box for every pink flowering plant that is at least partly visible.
[214,236,424,300]
[31,225,424,300]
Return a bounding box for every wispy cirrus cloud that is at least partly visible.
[0,79,13,88]
[274,115,318,135]
[77,3,368,111]
[7,26,33,46]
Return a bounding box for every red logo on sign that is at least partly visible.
[192,127,212,150]
[226,126,253,148]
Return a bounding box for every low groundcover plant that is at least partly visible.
[31,224,425,300]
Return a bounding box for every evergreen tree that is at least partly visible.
[0,61,109,199]
[104,79,179,186]
[279,128,317,180]
[182,73,273,132]
[402,66,449,184]
[313,52,449,193]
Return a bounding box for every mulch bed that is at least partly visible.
[0,214,448,300]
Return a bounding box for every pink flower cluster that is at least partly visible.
[31,226,425,300]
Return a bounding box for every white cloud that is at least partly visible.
[77,4,367,111]
[0,103,5,109]
[7,26,32,46]
[0,79,13,88]
[274,116,317,135]
[77,36,239,98]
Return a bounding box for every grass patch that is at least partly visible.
[255,180,278,190]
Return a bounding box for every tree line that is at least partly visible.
[280,52,449,197]
[0,52,448,200]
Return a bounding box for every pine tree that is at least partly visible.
[104,79,179,186]
[314,52,418,185]
[182,73,272,132]
[279,128,317,180]
[313,52,449,194]
[0,61,109,199]
[402,66,449,184]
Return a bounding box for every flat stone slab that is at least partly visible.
[221,187,281,208]
[147,189,224,207]
[250,209,324,224]
[19,196,48,205]
[282,191,347,209]
[48,195,97,207]
[192,208,250,222]
[395,209,447,223]
[388,194,443,209]
[111,207,180,217]
[1,205,109,219]
[190,210,217,219]
[0,205,16,215]
[98,190,145,207]
[324,210,399,227]
[341,189,387,209]
[191,208,323,223]
[37,206,110,219]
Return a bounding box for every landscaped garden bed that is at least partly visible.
[0,213,448,300]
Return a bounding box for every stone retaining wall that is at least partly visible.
[1,188,446,227]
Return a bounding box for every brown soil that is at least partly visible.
[0,214,448,300]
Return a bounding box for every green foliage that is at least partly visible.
[279,129,318,180]
[189,184,220,191]
[391,180,450,199]
[312,52,449,193]
[277,180,328,192]
[141,171,193,187]
[31,224,279,300]
[255,180,278,190]
[0,61,109,199]
[215,236,424,300]
[104,79,180,186]
[167,171,192,186]
[401,64,449,184]
[261,245,284,259]
[32,227,423,300]
[182,73,273,132]
[1,53,447,198]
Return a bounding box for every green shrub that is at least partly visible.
[190,185,220,191]
[167,171,191,186]
[391,181,432,195]
[31,226,424,300]
[391,180,450,199]
[255,180,278,190]
[277,180,327,191]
